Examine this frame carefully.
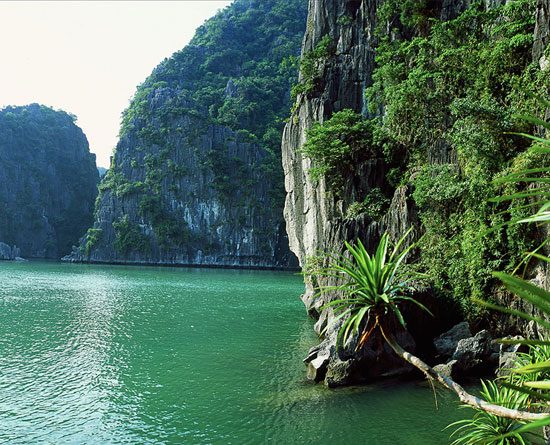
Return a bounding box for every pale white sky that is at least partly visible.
[0,1,232,168]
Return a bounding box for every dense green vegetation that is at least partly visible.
[317,123,550,438]
[302,0,549,318]
[0,104,98,258]
[446,115,550,444]
[291,35,334,100]
[301,109,379,193]
[95,0,307,254]
[113,215,151,256]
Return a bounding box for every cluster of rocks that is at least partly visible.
[304,323,416,387]
[432,322,523,380]
[0,242,24,261]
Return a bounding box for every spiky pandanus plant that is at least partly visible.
[314,228,549,423]
[317,228,431,351]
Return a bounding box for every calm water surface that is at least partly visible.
[0,261,462,444]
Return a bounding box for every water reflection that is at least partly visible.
[0,262,461,444]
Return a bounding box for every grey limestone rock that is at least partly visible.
[434,322,472,359]
[0,104,98,259]
[65,1,305,269]
[0,242,17,260]
[452,330,493,372]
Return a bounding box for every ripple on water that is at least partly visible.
[0,262,462,444]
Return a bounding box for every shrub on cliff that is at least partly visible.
[301,109,379,194]
[362,0,548,315]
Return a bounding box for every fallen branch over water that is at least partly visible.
[380,325,550,422]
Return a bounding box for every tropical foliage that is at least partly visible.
[314,230,431,348]
[449,381,531,445]
[448,111,550,443]
[300,0,548,319]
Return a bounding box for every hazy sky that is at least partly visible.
[0,1,232,168]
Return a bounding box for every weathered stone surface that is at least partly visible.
[452,330,492,372]
[433,330,500,380]
[434,322,472,359]
[66,123,298,268]
[0,242,19,260]
[496,335,525,377]
[0,104,98,258]
[533,0,549,65]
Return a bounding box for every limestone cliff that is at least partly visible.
[0,104,99,258]
[282,0,549,385]
[67,0,307,268]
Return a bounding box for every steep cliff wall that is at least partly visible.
[66,0,307,268]
[283,0,549,385]
[0,104,99,258]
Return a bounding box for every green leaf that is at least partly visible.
[492,272,550,315]
[512,361,550,375]
[473,298,550,331]
[500,381,550,402]
[522,380,550,389]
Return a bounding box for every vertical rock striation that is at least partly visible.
[0,104,99,258]
[282,0,422,386]
[282,0,547,385]
[66,0,307,268]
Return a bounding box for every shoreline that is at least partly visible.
[47,257,301,272]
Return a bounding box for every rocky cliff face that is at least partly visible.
[282,0,549,385]
[0,104,99,258]
[67,0,306,268]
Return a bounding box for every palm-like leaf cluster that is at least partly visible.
[450,109,550,441]
[315,229,431,349]
[449,380,532,445]
[478,113,550,401]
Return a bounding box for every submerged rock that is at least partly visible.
[304,324,416,386]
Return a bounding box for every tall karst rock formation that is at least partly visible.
[68,0,307,268]
[0,104,99,259]
[283,0,549,385]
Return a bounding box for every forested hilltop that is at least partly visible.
[0,104,99,259]
[284,0,549,385]
[67,0,307,267]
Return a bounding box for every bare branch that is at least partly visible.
[379,326,550,422]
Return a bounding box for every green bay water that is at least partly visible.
[0,261,462,444]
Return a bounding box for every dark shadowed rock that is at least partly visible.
[0,104,99,258]
[497,335,525,377]
[434,322,472,359]
[0,242,19,260]
[452,330,493,372]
